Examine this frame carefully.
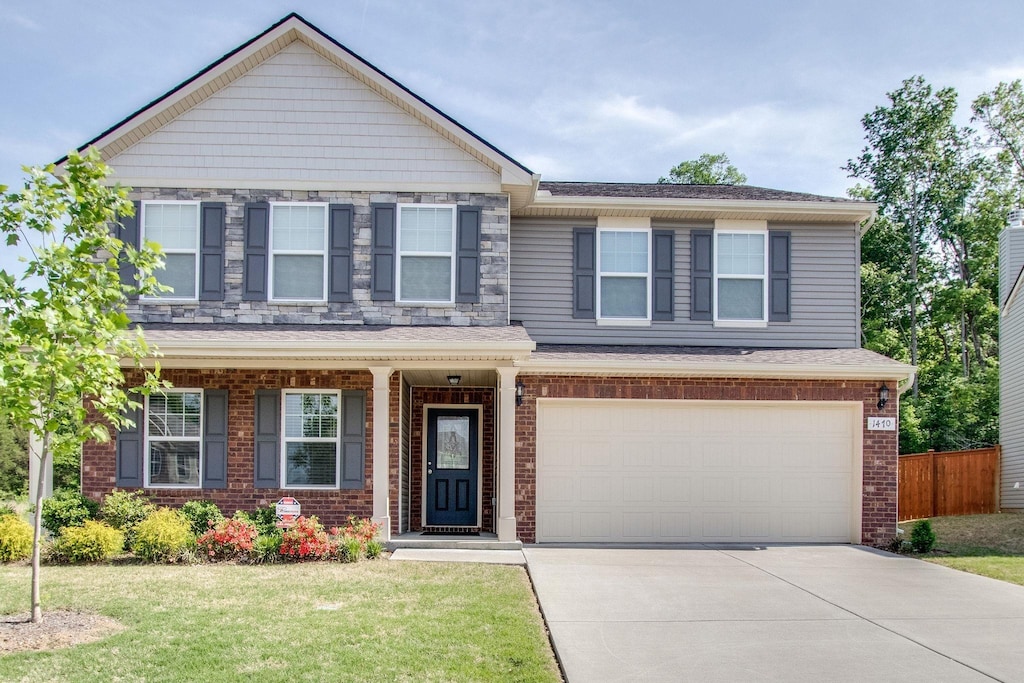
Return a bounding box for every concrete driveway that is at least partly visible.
[524,545,1024,682]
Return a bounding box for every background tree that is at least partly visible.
[0,149,165,622]
[0,415,28,498]
[659,153,747,184]
[972,79,1024,203]
[848,76,1005,452]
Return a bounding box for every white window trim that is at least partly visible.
[144,389,204,489]
[395,203,457,305]
[280,388,342,490]
[140,200,201,302]
[596,227,652,323]
[269,202,329,302]
[713,228,769,328]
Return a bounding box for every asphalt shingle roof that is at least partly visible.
[538,181,854,203]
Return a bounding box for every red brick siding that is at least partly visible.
[408,387,496,532]
[513,375,898,546]
[82,369,374,528]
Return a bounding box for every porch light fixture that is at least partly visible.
[447,375,461,386]
[515,379,525,406]
[877,382,890,410]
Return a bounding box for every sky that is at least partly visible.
[2,0,1023,275]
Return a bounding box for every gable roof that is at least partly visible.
[58,13,539,207]
[539,182,852,203]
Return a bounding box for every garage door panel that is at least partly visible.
[536,400,860,543]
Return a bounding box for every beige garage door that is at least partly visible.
[535,400,861,543]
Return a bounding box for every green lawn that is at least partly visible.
[0,561,562,682]
[898,513,1024,586]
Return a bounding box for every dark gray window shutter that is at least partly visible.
[769,230,792,322]
[573,228,596,319]
[115,395,144,487]
[455,206,481,303]
[254,390,280,489]
[199,202,225,301]
[340,391,366,489]
[328,204,354,303]
[242,202,270,301]
[202,390,228,489]
[690,229,713,321]
[652,229,675,321]
[371,203,396,301]
[117,201,141,299]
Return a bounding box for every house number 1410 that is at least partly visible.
[867,417,896,431]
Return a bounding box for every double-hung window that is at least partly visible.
[146,390,203,488]
[142,202,200,299]
[397,205,456,302]
[598,229,651,320]
[715,229,767,323]
[282,390,340,488]
[271,204,328,300]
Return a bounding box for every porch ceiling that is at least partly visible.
[401,368,498,387]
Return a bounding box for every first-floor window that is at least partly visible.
[146,390,203,487]
[282,390,340,488]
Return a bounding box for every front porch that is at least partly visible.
[388,531,523,551]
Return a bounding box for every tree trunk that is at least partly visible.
[909,190,920,397]
[30,429,49,624]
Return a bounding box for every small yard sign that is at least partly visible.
[276,497,301,528]
[867,417,897,431]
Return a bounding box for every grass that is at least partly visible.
[898,512,1024,586]
[0,561,561,682]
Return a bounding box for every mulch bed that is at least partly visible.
[0,611,123,654]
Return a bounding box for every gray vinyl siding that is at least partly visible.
[999,228,1024,508]
[510,217,859,347]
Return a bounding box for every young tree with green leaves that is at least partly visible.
[973,79,1024,201]
[0,149,165,623]
[658,153,747,185]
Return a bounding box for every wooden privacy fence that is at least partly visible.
[898,446,1001,522]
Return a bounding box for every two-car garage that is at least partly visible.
[534,400,862,544]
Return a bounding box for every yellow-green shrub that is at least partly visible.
[132,507,194,562]
[0,515,33,562]
[52,520,124,562]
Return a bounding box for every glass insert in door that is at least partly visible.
[435,415,470,469]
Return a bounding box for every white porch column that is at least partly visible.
[496,367,519,542]
[369,367,393,541]
[27,429,51,505]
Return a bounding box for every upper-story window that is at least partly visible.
[142,202,200,299]
[715,229,767,323]
[598,229,650,320]
[271,204,328,300]
[146,390,203,488]
[397,205,456,303]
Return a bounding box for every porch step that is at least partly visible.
[388,534,522,551]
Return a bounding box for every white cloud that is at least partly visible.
[6,13,40,31]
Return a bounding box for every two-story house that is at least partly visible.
[75,14,912,546]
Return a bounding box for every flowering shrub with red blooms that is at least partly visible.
[197,518,258,561]
[279,516,335,560]
[330,516,381,550]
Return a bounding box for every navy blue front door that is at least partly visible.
[426,408,478,526]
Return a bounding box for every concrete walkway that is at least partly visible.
[524,545,1024,682]
[389,548,526,565]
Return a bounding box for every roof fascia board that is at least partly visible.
[1002,263,1024,316]
[517,358,915,381]
[526,195,876,222]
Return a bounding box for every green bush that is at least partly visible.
[234,505,279,537]
[338,536,363,563]
[0,515,33,562]
[52,520,124,562]
[101,489,156,548]
[910,519,937,553]
[251,533,283,564]
[365,539,383,560]
[0,502,17,518]
[41,490,99,535]
[181,500,224,536]
[132,507,194,563]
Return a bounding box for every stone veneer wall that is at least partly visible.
[512,376,898,546]
[128,188,509,326]
[82,369,374,527]
[405,387,496,532]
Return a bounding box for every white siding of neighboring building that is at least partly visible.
[107,41,499,190]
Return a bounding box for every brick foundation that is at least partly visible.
[512,375,898,546]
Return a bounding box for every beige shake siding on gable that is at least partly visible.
[107,42,500,190]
